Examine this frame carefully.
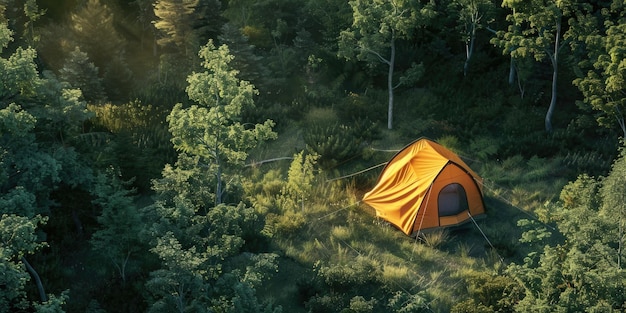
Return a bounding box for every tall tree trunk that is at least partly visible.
[545,18,561,133]
[464,20,477,77]
[619,220,622,269]
[216,160,222,205]
[509,56,516,86]
[22,257,47,302]
[546,60,557,132]
[387,36,396,130]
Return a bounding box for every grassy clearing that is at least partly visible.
[248,103,576,311]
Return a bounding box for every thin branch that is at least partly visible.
[361,47,391,65]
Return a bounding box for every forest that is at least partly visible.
[1,0,625,312]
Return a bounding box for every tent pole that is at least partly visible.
[411,187,434,260]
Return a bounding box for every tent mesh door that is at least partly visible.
[438,183,469,216]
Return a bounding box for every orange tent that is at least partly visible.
[363,138,485,236]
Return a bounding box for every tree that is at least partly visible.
[193,0,224,45]
[142,39,281,313]
[0,0,44,46]
[0,91,71,313]
[338,0,433,129]
[70,0,124,70]
[218,23,267,91]
[573,2,626,138]
[70,0,131,101]
[152,0,201,87]
[281,151,318,211]
[90,170,143,284]
[58,46,105,103]
[153,0,198,54]
[495,0,579,132]
[451,0,496,77]
[167,39,276,205]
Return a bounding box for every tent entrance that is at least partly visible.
[438,183,469,217]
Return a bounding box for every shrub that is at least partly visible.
[454,271,523,312]
[387,290,431,313]
[450,299,494,313]
[314,256,381,292]
[344,296,378,313]
[264,211,306,238]
[304,120,378,169]
[305,293,344,313]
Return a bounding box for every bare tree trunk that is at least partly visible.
[387,35,396,130]
[216,160,222,205]
[509,56,516,86]
[22,257,47,302]
[464,21,477,77]
[619,220,622,269]
[546,60,557,132]
[545,18,561,133]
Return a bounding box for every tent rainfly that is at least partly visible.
[363,138,485,236]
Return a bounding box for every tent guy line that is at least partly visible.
[326,162,388,182]
[467,211,504,264]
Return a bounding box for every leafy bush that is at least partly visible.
[314,256,381,292]
[387,291,431,313]
[452,271,522,312]
[450,299,494,313]
[264,211,306,237]
[306,293,345,313]
[304,121,374,169]
[343,296,378,313]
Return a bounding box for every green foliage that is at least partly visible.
[506,148,626,312]
[59,46,105,103]
[314,256,380,291]
[0,20,12,50]
[517,219,551,244]
[303,108,374,169]
[143,201,279,313]
[168,39,277,204]
[88,100,175,190]
[90,170,143,284]
[343,296,377,313]
[451,299,493,313]
[386,291,431,313]
[0,212,50,311]
[281,151,319,211]
[599,145,626,268]
[453,270,522,312]
[420,229,450,249]
[0,45,41,100]
[572,2,626,136]
[33,290,70,313]
[68,0,132,100]
[153,0,198,55]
